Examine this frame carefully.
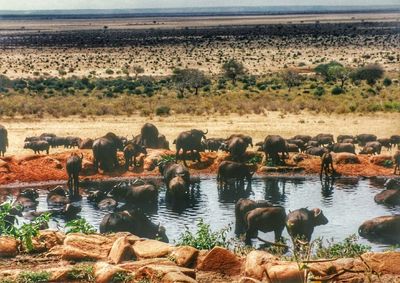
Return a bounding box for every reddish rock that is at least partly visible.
[370,154,392,166]
[119,258,176,272]
[108,236,133,264]
[132,239,175,259]
[244,250,278,280]
[266,262,304,283]
[0,236,19,257]
[135,264,196,282]
[94,261,130,283]
[362,252,400,275]
[169,246,199,267]
[196,246,242,276]
[162,271,198,283]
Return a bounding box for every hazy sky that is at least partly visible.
[0,0,398,10]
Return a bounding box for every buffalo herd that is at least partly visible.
[1,122,400,247]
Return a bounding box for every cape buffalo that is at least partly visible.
[235,198,272,234]
[15,189,39,209]
[286,139,306,152]
[244,206,287,244]
[159,162,190,189]
[47,186,70,206]
[65,136,82,148]
[305,146,328,157]
[88,190,117,211]
[0,125,8,157]
[359,215,400,244]
[320,152,334,178]
[260,135,288,165]
[79,138,94,149]
[313,133,334,146]
[223,137,252,161]
[202,138,225,152]
[337,135,354,143]
[359,141,382,155]
[110,181,158,205]
[66,153,83,200]
[175,129,207,166]
[124,142,147,169]
[286,143,300,153]
[394,150,400,175]
[92,132,124,172]
[292,135,312,143]
[356,134,377,146]
[327,143,356,154]
[286,208,328,242]
[140,123,159,148]
[390,135,400,148]
[100,209,168,242]
[377,138,391,151]
[217,161,255,186]
[226,134,253,147]
[24,140,50,154]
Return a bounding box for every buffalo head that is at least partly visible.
[313,208,328,226]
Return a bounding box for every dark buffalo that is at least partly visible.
[394,151,400,175]
[24,140,49,154]
[260,135,288,165]
[47,186,70,206]
[202,138,225,152]
[140,123,159,148]
[306,140,319,148]
[337,135,354,143]
[92,132,124,172]
[390,135,400,148]
[217,161,255,186]
[0,125,8,157]
[159,162,190,189]
[359,215,400,244]
[359,141,382,155]
[65,136,82,148]
[133,133,169,150]
[327,143,356,154]
[342,138,355,144]
[88,190,117,211]
[244,206,287,244]
[226,134,253,147]
[124,142,147,169]
[51,136,67,148]
[377,138,391,151]
[374,189,400,206]
[286,139,306,152]
[320,152,334,178]
[24,136,41,142]
[175,129,207,166]
[356,134,377,146]
[15,189,39,209]
[100,209,168,242]
[79,138,94,149]
[66,153,83,200]
[110,182,158,205]
[292,135,312,143]
[235,198,272,234]
[305,146,328,157]
[223,137,252,161]
[313,133,334,146]
[286,143,300,153]
[286,208,328,242]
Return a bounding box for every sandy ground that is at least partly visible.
[1,112,399,156]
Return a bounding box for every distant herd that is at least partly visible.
[0,123,400,246]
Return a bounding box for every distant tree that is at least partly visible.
[132,65,144,80]
[314,61,343,81]
[187,69,210,95]
[222,59,246,85]
[350,64,384,86]
[172,68,191,97]
[327,65,351,88]
[281,69,303,91]
[172,68,210,97]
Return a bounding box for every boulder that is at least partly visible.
[135,264,196,282]
[162,272,197,283]
[266,262,304,283]
[239,277,262,283]
[132,239,175,259]
[333,153,360,164]
[0,236,19,257]
[119,258,176,272]
[29,230,64,252]
[169,246,199,267]
[196,246,242,276]
[244,251,278,280]
[94,261,130,283]
[361,252,400,275]
[57,233,113,260]
[374,189,400,205]
[369,154,392,166]
[108,236,133,264]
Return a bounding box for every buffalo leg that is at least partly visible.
[274,227,284,243]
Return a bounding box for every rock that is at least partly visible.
[244,251,278,280]
[30,230,64,252]
[135,264,196,282]
[361,252,400,275]
[370,154,392,166]
[105,232,141,244]
[196,246,242,276]
[108,236,133,264]
[308,258,356,278]
[48,267,71,281]
[162,272,197,283]
[239,277,262,283]
[169,246,199,267]
[374,189,400,205]
[132,239,175,259]
[119,258,176,272]
[94,261,130,283]
[266,262,304,283]
[333,153,360,164]
[0,236,19,257]
[57,233,113,260]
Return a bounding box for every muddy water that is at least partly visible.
[6,176,400,251]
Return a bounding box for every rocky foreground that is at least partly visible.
[1,231,400,282]
[0,149,396,186]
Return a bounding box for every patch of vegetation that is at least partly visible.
[17,271,50,283]
[315,234,371,259]
[247,154,263,165]
[157,154,176,166]
[176,218,231,250]
[155,106,171,116]
[67,264,94,281]
[111,272,133,283]
[382,160,393,168]
[65,218,96,234]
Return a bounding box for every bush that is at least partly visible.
[155,106,171,116]
[17,271,50,283]
[65,218,96,234]
[176,218,231,250]
[105,69,114,75]
[315,234,371,259]
[331,85,344,95]
[383,77,392,87]
[314,86,325,96]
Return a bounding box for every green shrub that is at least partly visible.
[314,86,325,96]
[155,106,171,116]
[176,218,231,250]
[111,272,133,283]
[105,69,114,75]
[331,86,344,95]
[65,219,96,234]
[67,264,94,281]
[315,234,371,259]
[383,77,392,87]
[17,271,50,283]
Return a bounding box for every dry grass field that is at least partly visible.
[2,112,399,156]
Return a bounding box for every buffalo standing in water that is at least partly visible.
[286,208,328,242]
[258,135,288,165]
[100,209,168,242]
[0,125,8,157]
[174,129,208,166]
[159,162,191,199]
[92,132,124,172]
[66,153,83,200]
